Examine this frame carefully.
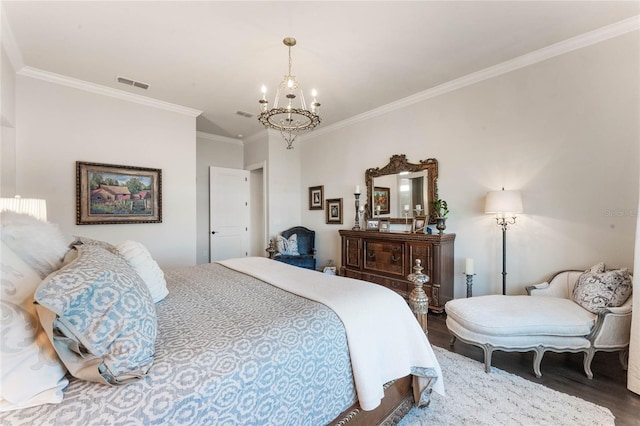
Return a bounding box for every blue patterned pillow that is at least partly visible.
[34,244,157,385]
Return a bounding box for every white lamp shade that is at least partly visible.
[485,190,523,214]
[0,197,47,221]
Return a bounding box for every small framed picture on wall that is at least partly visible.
[326,198,343,224]
[309,185,324,210]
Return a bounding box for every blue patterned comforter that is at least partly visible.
[1,263,357,425]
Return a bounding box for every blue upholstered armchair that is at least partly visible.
[270,226,316,270]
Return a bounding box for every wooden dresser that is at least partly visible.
[339,230,455,313]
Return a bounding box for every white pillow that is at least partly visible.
[276,234,299,256]
[115,240,168,303]
[0,242,68,412]
[0,211,69,279]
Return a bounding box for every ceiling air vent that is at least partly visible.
[116,76,150,90]
[236,110,254,118]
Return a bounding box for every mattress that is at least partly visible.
[1,263,357,425]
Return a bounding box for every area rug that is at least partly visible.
[398,346,615,426]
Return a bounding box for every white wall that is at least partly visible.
[196,133,243,264]
[14,75,197,268]
[300,32,639,296]
[244,129,301,243]
[1,47,17,196]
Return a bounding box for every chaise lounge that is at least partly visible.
[445,268,633,378]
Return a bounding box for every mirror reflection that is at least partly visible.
[372,171,427,218]
[365,155,438,223]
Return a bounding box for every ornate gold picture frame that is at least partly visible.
[76,161,162,225]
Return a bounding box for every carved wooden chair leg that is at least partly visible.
[532,346,545,378]
[583,348,595,379]
[481,344,494,373]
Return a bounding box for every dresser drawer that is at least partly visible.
[363,240,405,277]
[344,237,361,268]
[343,269,362,280]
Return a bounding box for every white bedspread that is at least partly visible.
[218,257,444,411]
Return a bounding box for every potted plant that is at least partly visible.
[431,199,449,234]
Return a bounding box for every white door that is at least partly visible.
[210,167,250,261]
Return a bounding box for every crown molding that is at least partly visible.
[1,8,24,70]
[196,131,243,146]
[17,66,202,117]
[244,128,278,145]
[306,15,640,140]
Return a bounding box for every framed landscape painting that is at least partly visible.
[76,161,162,224]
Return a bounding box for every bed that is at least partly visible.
[0,212,443,425]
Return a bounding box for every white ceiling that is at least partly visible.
[3,1,639,140]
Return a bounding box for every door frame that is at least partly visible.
[246,161,268,256]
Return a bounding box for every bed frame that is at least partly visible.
[328,375,414,426]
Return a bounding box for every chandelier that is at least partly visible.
[258,37,321,149]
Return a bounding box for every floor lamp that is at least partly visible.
[485,188,523,295]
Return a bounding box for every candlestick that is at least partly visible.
[463,273,476,298]
[352,193,361,231]
[355,185,360,194]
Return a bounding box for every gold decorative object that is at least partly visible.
[407,258,430,334]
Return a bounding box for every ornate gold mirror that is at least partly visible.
[365,155,438,223]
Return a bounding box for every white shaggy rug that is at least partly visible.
[398,346,615,426]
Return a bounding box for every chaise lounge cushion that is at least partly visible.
[445,295,595,337]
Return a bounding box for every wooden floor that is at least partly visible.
[427,313,640,426]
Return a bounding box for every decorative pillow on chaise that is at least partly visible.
[572,268,632,313]
[276,233,299,256]
[0,242,68,412]
[35,244,157,386]
[0,211,69,278]
[115,240,168,303]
